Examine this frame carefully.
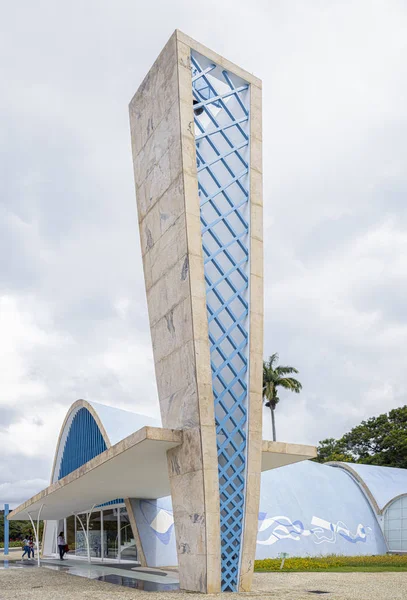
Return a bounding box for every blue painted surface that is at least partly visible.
[4,504,9,556]
[58,408,107,479]
[97,499,124,507]
[56,402,158,504]
[130,498,176,568]
[333,463,407,511]
[58,407,122,506]
[191,49,251,592]
[129,461,392,565]
[256,461,387,557]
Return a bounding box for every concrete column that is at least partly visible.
[124,498,147,567]
[129,32,220,593]
[239,80,264,592]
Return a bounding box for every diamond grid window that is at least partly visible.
[191,50,250,592]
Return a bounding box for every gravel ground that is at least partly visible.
[253,571,407,599]
[0,568,407,599]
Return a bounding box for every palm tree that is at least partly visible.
[263,353,302,441]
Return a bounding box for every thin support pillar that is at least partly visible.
[27,504,44,567]
[76,504,96,564]
[76,514,89,562]
[100,510,104,562]
[117,508,121,563]
[4,504,9,556]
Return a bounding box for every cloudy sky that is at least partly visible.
[1,0,406,507]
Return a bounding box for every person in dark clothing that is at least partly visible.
[28,535,35,559]
[57,531,66,560]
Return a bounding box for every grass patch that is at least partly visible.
[254,555,407,572]
[0,542,24,549]
[256,566,407,573]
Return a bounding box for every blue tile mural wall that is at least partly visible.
[132,461,387,567]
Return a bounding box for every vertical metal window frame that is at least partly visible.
[117,507,121,562]
[100,510,104,561]
[58,407,107,480]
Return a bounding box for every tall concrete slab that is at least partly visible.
[129,30,263,593]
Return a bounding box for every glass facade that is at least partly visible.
[384,495,407,552]
[103,508,119,558]
[63,503,137,561]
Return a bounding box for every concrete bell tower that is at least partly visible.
[129,30,263,593]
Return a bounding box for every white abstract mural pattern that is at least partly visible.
[141,499,372,547]
[257,513,371,545]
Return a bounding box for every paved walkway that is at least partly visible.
[0,549,27,561]
[1,567,407,599]
[41,557,179,590]
[0,557,179,592]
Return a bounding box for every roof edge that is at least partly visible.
[175,29,262,88]
[327,462,381,514]
[50,399,111,484]
[9,426,183,521]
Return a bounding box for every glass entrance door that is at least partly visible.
[67,504,137,561]
[75,513,87,556]
[74,512,102,558]
[88,510,102,558]
[103,508,119,559]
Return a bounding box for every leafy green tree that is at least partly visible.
[263,353,302,441]
[0,511,44,543]
[316,406,407,468]
[314,438,353,464]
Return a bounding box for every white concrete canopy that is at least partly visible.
[8,425,316,522]
[261,441,317,471]
[9,426,182,521]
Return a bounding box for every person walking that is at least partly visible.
[28,536,35,559]
[57,531,66,560]
[21,537,30,559]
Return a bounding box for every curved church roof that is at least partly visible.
[51,399,160,483]
[256,460,387,558]
[329,462,407,513]
[86,400,161,445]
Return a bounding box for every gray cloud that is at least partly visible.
[0,407,19,431]
[0,0,406,507]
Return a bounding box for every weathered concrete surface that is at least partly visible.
[238,56,264,594]
[261,441,317,471]
[129,31,220,593]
